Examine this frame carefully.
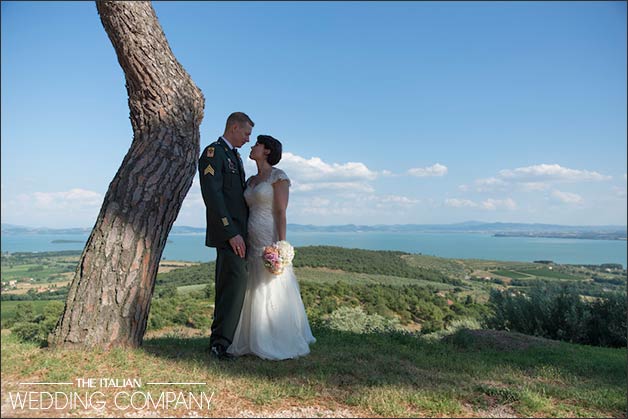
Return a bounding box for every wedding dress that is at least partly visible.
[228,167,316,360]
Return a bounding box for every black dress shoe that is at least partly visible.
[209,344,236,361]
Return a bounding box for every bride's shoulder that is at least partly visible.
[271,167,291,186]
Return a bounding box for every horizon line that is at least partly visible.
[2,221,627,230]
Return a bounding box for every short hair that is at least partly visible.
[257,135,282,166]
[225,112,254,130]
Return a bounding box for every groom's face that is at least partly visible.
[231,122,253,148]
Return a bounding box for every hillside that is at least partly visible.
[1,247,626,417]
[2,323,626,418]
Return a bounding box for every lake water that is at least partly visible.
[1,231,626,267]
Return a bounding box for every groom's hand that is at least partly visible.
[229,235,246,258]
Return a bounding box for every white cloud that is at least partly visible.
[520,182,550,191]
[445,198,478,208]
[291,191,419,222]
[460,163,609,198]
[445,198,516,210]
[180,178,204,208]
[498,164,610,182]
[2,188,104,228]
[279,152,378,182]
[481,198,517,210]
[18,188,103,210]
[407,163,448,177]
[460,177,508,192]
[551,190,584,204]
[291,181,375,193]
[370,195,419,208]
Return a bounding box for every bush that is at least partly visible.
[147,294,213,331]
[12,322,44,343]
[9,301,64,347]
[323,306,402,334]
[487,284,626,347]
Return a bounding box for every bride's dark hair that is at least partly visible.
[257,135,282,166]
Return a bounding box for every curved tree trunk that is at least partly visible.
[49,0,204,349]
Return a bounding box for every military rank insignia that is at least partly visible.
[207,147,215,158]
[204,163,215,176]
[222,217,229,226]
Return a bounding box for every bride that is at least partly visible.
[228,135,316,360]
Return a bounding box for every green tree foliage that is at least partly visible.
[147,294,213,331]
[300,281,490,333]
[10,301,64,346]
[1,287,69,301]
[487,283,626,347]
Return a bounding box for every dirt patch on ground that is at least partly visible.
[236,405,361,418]
[462,402,518,418]
[3,281,70,295]
[157,261,200,274]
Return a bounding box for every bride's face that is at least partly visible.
[249,142,269,161]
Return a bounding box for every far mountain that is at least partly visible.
[3,222,625,236]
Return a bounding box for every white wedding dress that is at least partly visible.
[228,167,316,360]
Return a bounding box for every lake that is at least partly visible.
[1,231,626,267]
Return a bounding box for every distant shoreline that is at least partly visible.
[494,232,627,241]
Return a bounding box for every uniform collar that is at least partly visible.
[220,136,235,151]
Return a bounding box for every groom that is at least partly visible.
[199,112,253,359]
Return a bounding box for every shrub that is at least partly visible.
[487,283,626,347]
[9,301,64,347]
[323,306,402,334]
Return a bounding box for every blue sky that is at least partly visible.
[1,1,626,228]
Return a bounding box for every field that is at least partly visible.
[1,248,626,417]
[0,300,51,319]
[1,325,625,418]
[491,269,532,279]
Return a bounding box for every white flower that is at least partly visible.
[275,240,295,265]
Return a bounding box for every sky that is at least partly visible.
[1,1,626,229]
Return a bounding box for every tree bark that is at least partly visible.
[49,0,204,349]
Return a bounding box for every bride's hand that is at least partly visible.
[229,235,246,258]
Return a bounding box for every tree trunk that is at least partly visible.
[49,0,204,349]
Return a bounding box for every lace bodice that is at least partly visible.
[244,168,291,254]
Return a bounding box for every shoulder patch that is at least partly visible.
[207,147,215,158]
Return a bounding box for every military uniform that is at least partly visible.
[199,137,249,349]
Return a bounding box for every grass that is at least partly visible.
[295,267,455,289]
[516,268,582,280]
[0,300,51,320]
[491,269,533,279]
[0,264,70,282]
[177,284,207,294]
[1,325,625,418]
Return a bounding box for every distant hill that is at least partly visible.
[2,222,626,236]
[285,222,627,234]
[0,224,91,235]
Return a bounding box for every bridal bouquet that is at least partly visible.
[262,240,295,275]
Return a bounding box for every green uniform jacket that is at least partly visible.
[199,138,248,248]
